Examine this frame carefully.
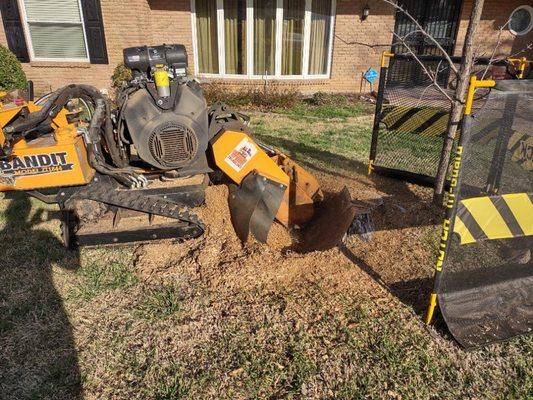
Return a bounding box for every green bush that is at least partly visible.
[202,83,300,110]
[0,45,27,91]
[111,63,133,88]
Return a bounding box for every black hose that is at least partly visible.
[6,84,128,169]
[86,98,143,188]
[5,84,104,134]
[103,98,128,167]
[5,84,143,188]
[88,99,106,143]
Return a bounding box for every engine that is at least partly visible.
[119,44,210,174]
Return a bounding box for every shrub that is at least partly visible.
[202,83,300,110]
[111,63,133,88]
[202,83,243,107]
[253,87,301,109]
[307,92,353,107]
[0,45,27,91]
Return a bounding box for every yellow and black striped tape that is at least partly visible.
[454,193,533,244]
[381,105,448,137]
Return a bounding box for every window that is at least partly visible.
[18,0,89,61]
[224,0,247,74]
[308,0,333,75]
[195,0,219,73]
[254,0,276,75]
[191,0,335,78]
[282,0,305,76]
[509,5,533,36]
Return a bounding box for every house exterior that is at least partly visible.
[0,0,532,96]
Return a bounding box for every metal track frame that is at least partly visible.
[51,174,207,247]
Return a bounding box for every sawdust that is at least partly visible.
[196,184,293,251]
[132,181,386,301]
[133,184,292,285]
[131,170,439,312]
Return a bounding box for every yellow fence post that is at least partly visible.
[507,57,530,79]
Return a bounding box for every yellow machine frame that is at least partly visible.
[211,129,322,227]
[0,101,95,191]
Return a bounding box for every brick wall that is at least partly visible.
[323,0,395,93]
[456,0,533,59]
[0,0,530,95]
[0,0,195,95]
[0,9,7,45]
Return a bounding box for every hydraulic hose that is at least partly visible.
[4,84,103,134]
[5,84,128,169]
[86,99,146,188]
[3,84,141,188]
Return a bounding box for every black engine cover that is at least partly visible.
[124,44,187,76]
[123,81,210,174]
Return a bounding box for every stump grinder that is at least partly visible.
[0,44,359,251]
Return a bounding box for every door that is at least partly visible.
[388,0,463,85]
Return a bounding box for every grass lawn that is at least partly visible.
[0,101,531,400]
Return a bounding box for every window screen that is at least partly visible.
[22,0,88,60]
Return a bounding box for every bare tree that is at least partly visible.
[433,0,485,203]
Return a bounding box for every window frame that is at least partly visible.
[17,0,91,63]
[509,5,533,36]
[190,0,336,79]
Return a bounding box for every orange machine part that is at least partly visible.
[0,103,95,191]
[211,130,290,186]
[272,154,323,227]
[210,129,322,227]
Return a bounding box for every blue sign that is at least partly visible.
[363,67,378,84]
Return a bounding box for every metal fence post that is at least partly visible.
[368,52,393,175]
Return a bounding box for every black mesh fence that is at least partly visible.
[435,80,533,348]
[369,54,510,184]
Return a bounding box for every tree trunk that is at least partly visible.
[433,0,485,204]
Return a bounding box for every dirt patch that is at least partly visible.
[132,181,388,301]
[130,168,438,315]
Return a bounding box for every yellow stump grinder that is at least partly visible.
[0,44,359,251]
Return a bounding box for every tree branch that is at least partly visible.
[391,31,454,103]
[334,34,391,49]
[507,42,533,58]
[480,21,508,80]
[382,0,459,75]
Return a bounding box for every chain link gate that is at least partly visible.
[368,53,528,185]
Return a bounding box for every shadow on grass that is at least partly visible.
[339,245,442,320]
[257,134,441,229]
[256,134,369,180]
[0,192,82,400]
[258,135,445,318]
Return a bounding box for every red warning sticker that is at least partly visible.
[225,138,258,172]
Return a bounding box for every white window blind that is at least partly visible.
[21,0,88,60]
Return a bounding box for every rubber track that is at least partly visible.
[67,178,205,234]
